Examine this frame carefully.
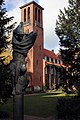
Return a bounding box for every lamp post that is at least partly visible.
[10,22,37,120]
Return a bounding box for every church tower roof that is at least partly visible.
[20,1,44,10]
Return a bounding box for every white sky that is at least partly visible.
[5,0,68,53]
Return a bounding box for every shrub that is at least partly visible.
[0,111,10,118]
[57,97,80,120]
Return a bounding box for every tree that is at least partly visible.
[0,0,16,104]
[55,0,80,93]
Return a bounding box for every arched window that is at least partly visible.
[28,7,30,21]
[38,9,40,23]
[35,7,37,21]
[24,9,26,22]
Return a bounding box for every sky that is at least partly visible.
[5,0,68,53]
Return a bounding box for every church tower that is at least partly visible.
[20,1,44,89]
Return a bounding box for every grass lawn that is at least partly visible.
[0,91,75,118]
[24,93,58,118]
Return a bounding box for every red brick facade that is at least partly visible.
[20,1,44,89]
[20,1,64,90]
[43,49,65,89]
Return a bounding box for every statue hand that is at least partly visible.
[20,64,26,72]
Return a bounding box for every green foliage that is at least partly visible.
[0,0,16,50]
[0,63,12,104]
[0,0,16,104]
[57,97,80,120]
[55,0,80,94]
[0,110,10,118]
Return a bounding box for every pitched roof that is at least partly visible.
[44,48,60,60]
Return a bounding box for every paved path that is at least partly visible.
[24,115,54,120]
[0,116,54,120]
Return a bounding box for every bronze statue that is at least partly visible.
[10,22,37,95]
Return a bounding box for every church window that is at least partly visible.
[24,8,26,22]
[51,58,53,62]
[36,60,38,65]
[47,57,49,61]
[28,7,30,21]
[40,45,41,50]
[40,77,41,81]
[38,9,40,23]
[35,7,37,21]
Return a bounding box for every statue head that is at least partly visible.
[13,22,24,42]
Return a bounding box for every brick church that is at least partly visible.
[20,1,65,90]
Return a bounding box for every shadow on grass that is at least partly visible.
[24,92,77,119]
[44,92,62,96]
[0,92,77,119]
[24,92,72,118]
